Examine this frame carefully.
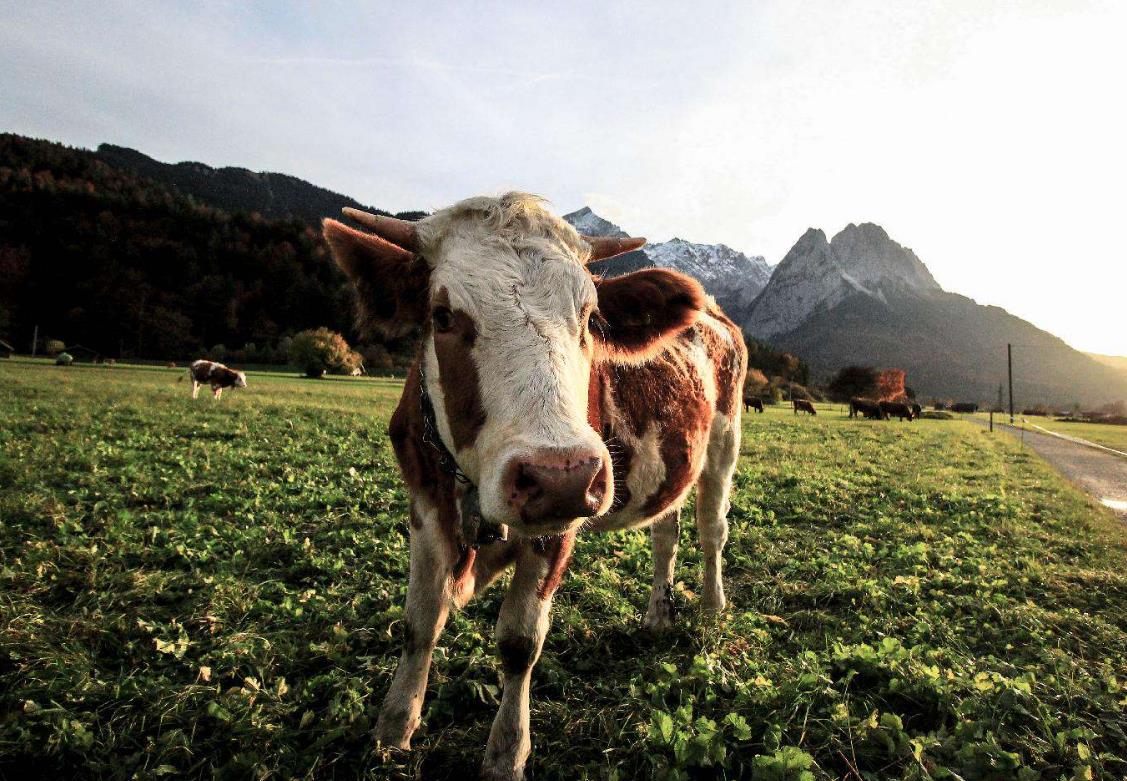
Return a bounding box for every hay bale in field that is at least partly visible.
[920,410,954,420]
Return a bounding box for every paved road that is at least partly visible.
[978,420,1127,517]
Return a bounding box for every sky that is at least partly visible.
[2,0,1124,355]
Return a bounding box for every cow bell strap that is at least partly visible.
[417,363,507,549]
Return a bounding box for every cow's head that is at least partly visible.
[234,371,248,388]
[324,193,704,537]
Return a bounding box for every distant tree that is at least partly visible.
[827,365,879,402]
[744,368,769,394]
[1100,400,1127,417]
[289,328,361,378]
[876,368,907,401]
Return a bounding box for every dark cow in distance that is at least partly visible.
[743,394,764,414]
[183,359,247,399]
[911,402,922,418]
[792,398,816,415]
[951,402,979,413]
[850,397,886,420]
[880,400,916,421]
[324,194,746,780]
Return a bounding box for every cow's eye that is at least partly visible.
[432,306,454,333]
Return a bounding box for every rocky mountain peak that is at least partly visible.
[829,222,941,294]
[561,206,628,238]
[744,222,942,339]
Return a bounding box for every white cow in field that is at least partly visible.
[184,359,246,399]
[324,193,745,780]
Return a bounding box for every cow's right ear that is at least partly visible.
[323,218,430,339]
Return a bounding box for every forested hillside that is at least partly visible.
[0,134,415,364]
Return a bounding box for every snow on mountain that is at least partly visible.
[744,223,942,339]
[562,207,770,314]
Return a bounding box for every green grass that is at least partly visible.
[1022,418,1127,454]
[2,360,1126,780]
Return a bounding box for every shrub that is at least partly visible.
[45,339,65,356]
[875,368,906,401]
[54,351,73,366]
[288,328,361,378]
[744,368,769,394]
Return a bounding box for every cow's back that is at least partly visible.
[589,302,745,531]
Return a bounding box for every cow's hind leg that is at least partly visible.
[643,508,680,631]
[696,414,740,614]
[376,502,456,749]
[191,380,200,399]
[482,540,564,781]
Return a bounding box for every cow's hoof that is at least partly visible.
[701,590,727,615]
[481,764,525,781]
[642,606,674,633]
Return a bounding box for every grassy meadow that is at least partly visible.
[1024,419,1127,454]
[2,359,1126,780]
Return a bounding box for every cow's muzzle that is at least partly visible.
[501,450,609,530]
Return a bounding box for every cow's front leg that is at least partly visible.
[376,505,455,749]
[482,539,566,781]
[191,380,200,399]
[643,508,680,631]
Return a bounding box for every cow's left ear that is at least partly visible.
[592,269,705,363]
[323,218,430,339]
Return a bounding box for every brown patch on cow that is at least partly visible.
[697,313,745,418]
[593,269,704,363]
[452,547,478,595]
[323,218,431,339]
[532,531,576,600]
[605,344,713,518]
[430,288,487,451]
[588,364,633,512]
[388,361,461,561]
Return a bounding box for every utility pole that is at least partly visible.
[1007,343,1015,425]
[31,324,38,357]
[997,383,1004,413]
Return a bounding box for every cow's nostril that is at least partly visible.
[514,466,540,496]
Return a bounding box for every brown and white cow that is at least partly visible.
[185,359,247,399]
[323,194,746,781]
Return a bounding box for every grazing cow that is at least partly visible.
[743,395,764,414]
[911,402,922,418]
[880,400,916,421]
[792,398,817,416]
[184,359,247,399]
[323,194,745,781]
[849,397,886,420]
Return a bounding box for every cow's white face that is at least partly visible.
[324,193,705,538]
[235,372,248,388]
[421,217,611,535]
